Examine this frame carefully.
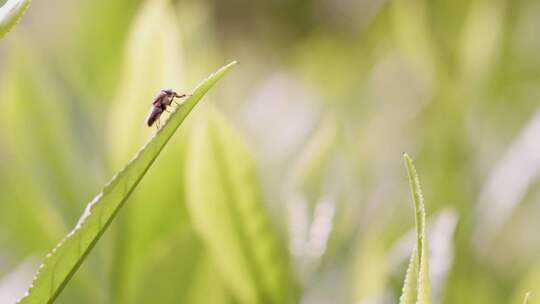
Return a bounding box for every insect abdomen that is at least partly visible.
[146,107,162,126]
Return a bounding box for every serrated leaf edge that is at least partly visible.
[17,61,237,303]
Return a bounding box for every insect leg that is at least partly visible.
[174,93,191,105]
[175,93,190,99]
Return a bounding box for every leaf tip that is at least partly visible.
[403,152,412,163]
[403,153,417,177]
[226,60,239,68]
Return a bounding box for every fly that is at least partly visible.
[146,89,188,128]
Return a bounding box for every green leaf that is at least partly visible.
[351,236,389,303]
[0,0,30,39]
[0,41,97,214]
[105,1,191,301]
[523,292,532,304]
[17,61,237,304]
[399,248,418,304]
[290,115,339,202]
[184,254,233,304]
[399,153,432,304]
[0,40,108,303]
[185,108,295,304]
[390,0,436,85]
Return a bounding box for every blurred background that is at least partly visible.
[1,0,540,303]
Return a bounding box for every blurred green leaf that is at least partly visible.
[523,292,532,304]
[290,116,339,202]
[135,227,203,304]
[105,1,191,301]
[0,0,30,39]
[513,260,540,304]
[0,40,95,264]
[399,154,432,304]
[17,61,237,304]
[390,0,437,85]
[458,0,504,87]
[0,41,94,215]
[184,254,232,304]
[185,107,295,304]
[65,0,140,99]
[351,236,388,303]
[0,39,104,303]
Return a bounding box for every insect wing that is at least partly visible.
[152,91,169,107]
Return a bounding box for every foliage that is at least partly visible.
[1,0,540,303]
[17,62,237,303]
[0,0,30,39]
[399,154,431,304]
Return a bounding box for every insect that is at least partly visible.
[146,89,188,128]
